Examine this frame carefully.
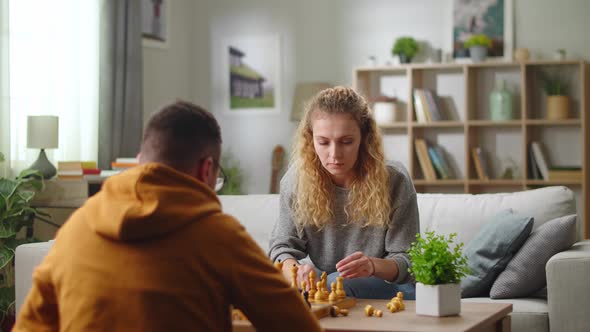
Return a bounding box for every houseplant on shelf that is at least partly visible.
[408,231,469,317]
[464,34,492,63]
[542,74,569,120]
[0,169,46,330]
[392,37,419,64]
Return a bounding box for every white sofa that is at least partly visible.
[15,186,590,332]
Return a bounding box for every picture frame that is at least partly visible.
[448,0,514,62]
[219,35,281,115]
[141,0,168,48]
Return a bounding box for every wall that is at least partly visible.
[143,0,197,120]
[143,0,590,194]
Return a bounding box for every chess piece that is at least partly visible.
[329,305,349,317]
[364,305,375,317]
[328,282,338,302]
[336,276,346,299]
[274,259,283,271]
[314,281,323,302]
[374,309,383,317]
[303,291,311,308]
[300,280,307,293]
[308,271,317,302]
[290,264,298,288]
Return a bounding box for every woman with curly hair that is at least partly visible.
[268,86,419,299]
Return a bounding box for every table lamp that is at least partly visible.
[27,115,59,179]
[291,82,331,121]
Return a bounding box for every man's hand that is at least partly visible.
[335,251,375,279]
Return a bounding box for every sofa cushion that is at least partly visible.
[463,298,549,332]
[461,209,534,297]
[418,186,576,247]
[490,214,577,299]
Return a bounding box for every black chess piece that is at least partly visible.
[303,290,311,308]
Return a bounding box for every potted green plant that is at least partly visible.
[0,169,46,329]
[408,231,469,317]
[542,74,569,120]
[392,37,419,64]
[218,151,244,195]
[464,34,492,63]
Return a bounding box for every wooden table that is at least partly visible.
[233,299,512,332]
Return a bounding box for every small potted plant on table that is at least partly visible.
[408,231,469,317]
[464,34,492,63]
[392,37,419,64]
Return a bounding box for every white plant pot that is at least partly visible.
[415,282,461,317]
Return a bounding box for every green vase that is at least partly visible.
[490,80,513,121]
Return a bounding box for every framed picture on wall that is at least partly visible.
[220,35,281,114]
[451,0,513,61]
[141,0,168,48]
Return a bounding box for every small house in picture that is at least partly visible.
[229,46,266,99]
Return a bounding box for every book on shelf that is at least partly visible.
[57,161,83,179]
[427,146,449,179]
[111,157,139,170]
[527,144,541,179]
[471,147,489,180]
[414,139,437,181]
[547,166,582,181]
[413,90,428,123]
[531,141,550,180]
[423,90,442,121]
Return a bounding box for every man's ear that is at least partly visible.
[196,157,214,183]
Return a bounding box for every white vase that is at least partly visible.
[373,102,398,124]
[415,282,461,317]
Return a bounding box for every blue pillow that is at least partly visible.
[461,209,534,298]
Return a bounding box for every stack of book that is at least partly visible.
[57,161,100,179]
[413,89,443,123]
[414,139,453,180]
[111,157,139,171]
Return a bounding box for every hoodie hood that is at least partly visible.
[84,163,221,241]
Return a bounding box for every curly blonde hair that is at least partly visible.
[292,86,391,229]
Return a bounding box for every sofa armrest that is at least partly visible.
[546,241,590,332]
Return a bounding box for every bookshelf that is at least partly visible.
[353,60,590,238]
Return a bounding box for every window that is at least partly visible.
[8,0,99,172]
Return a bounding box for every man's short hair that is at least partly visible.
[142,101,222,170]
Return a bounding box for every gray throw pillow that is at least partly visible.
[461,209,534,298]
[490,214,577,299]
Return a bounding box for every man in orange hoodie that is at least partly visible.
[14,101,322,331]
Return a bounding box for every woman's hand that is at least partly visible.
[281,259,315,289]
[335,251,375,279]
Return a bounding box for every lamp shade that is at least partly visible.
[27,115,59,149]
[291,82,331,121]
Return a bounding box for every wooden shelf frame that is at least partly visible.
[354,60,590,238]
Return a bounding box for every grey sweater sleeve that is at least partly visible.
[385,163,420,284]
[268,167,308,263]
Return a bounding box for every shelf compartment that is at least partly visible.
[466,66,523,121]
[525,64,582,120]
[412,121,464,128]
[468,179,524,185]
[377,122,408,129]
[526,180,582,186]
[525,119,581,126]
[467,120,522,127]
[413,179,465,186]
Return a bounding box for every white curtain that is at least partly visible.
[0,0,9,177]
[8,0,100,173]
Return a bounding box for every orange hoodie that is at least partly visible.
[14,163,322,332]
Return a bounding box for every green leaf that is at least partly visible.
[0,286,15,316]
[0,246,14,270]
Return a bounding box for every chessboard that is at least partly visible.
[233,263,357,322]
[232,296,356,322]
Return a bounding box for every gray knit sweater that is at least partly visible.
[268,161,419,284]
